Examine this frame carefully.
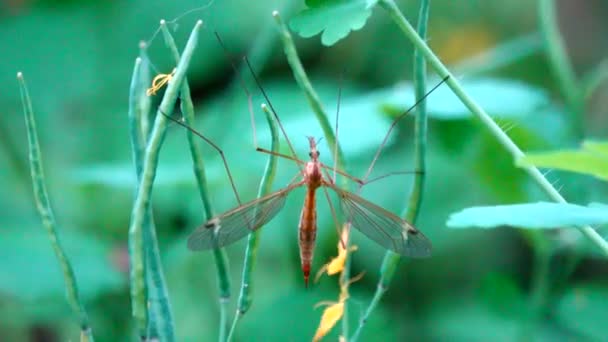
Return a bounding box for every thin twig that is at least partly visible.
[159,20,231,342]
[18,72,95,342]
[227,103,280,341]
[538,0,584,136]
[128,20,203,339]
[379,0,608,255]
[272,10,355,337]
[130,43,174,340]
[351,0,431,339]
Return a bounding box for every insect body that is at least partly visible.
[187,137,431,286]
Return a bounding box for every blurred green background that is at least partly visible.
[1,0,608,341]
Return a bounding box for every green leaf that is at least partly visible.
[0,226,124,301]
[555,284,608,341]
[426,299,521,340]
[447,202,608,229]
[518,140,608,180]
[290,0,378,46]
[479,273,527,317]
[381,78,550,120]
[583,140,608,156]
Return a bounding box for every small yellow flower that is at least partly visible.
[312,223,364,341]
[312,272,364,342]
[315,226,357,282]
[312,301,344,342]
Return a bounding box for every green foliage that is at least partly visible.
[0,227,123,301]
[381,78,551,119]
[555,283,608,341]
[447,202,608,229]
[290,0,378,46]
[2,0,608,340]
[518,140,608,181]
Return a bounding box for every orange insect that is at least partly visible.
[178,35,446,286]
[187,135,431,286]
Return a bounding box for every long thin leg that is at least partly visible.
[214,32,304,174]
[360,76,449,185]
[161,112,243,205]
[321,185,343,248]
[213,32,259,150]
[332,73,344,184]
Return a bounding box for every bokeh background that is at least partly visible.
[1,0,607,341]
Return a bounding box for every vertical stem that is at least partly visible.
[521,232,552,339]
[271,11,347,176]
[227,104,279,341]
[138,45,153,141]
[18,72,95,342]
[129,57,147,178]
[378,0,608,255]
[537,0,583,135]
[128,50,174,340]
[128,20,203,339]
[272,10,355,337]
[407,0,430,225]
[351,1,430,340]
[159,21,231,342]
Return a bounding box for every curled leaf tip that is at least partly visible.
[146,68,176,96]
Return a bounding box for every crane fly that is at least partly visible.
[167,33,449,287]
[187,136,431,286]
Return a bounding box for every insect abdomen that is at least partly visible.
[298,187,317,287]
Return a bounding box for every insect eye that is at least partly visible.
[308,152,313,158]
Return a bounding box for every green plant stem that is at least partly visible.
[538,0,583,135]
[351,1,430,340]
[127,58,158,339]
[129,51,174,340]
[129,58,146,178]
[340,239,353,339]
[530,239,551,314]
[128,20,203,339]
[272,11,347,175]
[273,10,355,337]
[582,59,608,100]
[18,72,94,342]
[138,46,153,140]
[407,0,430,228]
[160,21,232,342]
[378,0,608,255]
[521,232,552,339]
[227,103,279,341]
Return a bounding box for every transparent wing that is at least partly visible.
[188,183,302,251]
[326,183,432,257]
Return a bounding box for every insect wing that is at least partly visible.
[328,184,432,257]
[188,187,294,251]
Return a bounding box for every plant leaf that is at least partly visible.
[290,0,378,46]
[517,140,608,180]
[0,227,124,301]
[555,284,608,341]
[447,202,608,229]
[582,140,608,156]
[381,78,550,119]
